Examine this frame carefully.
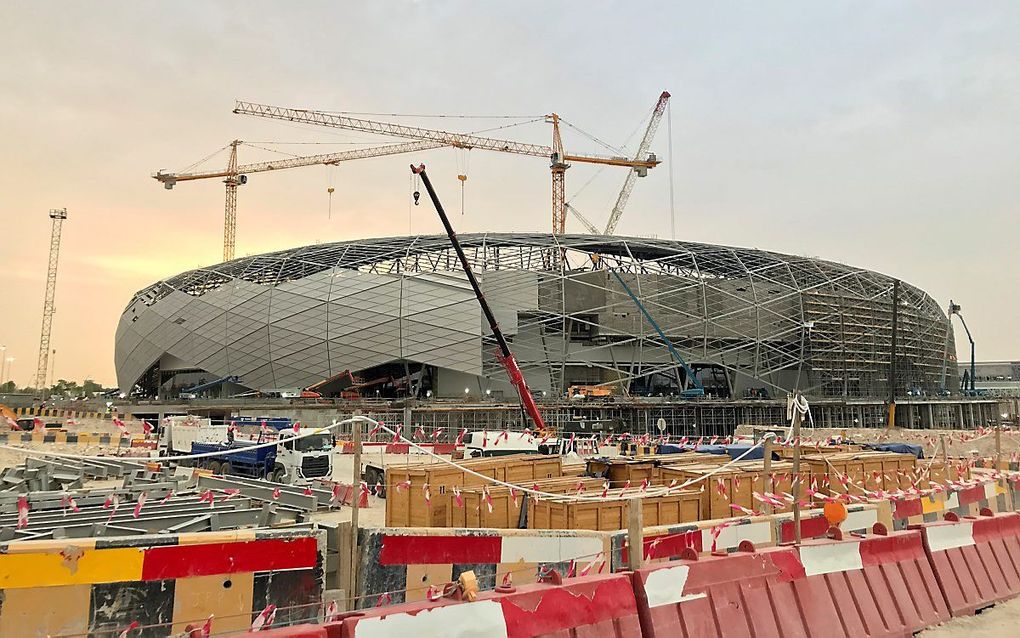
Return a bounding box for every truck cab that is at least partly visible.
[271,428,334,483]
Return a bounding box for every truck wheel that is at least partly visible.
[208,460,222,474]
[271,468,286,483]
[219,462,232,476]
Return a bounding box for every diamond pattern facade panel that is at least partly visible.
[115,233,959,399]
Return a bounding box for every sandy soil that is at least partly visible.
[737,425,1020,460]
[920,596,1020,636]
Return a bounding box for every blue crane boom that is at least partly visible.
[608,269,704,398]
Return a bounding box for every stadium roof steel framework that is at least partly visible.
[117,233,957,399]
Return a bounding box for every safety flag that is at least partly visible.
[106,494,121,520]
[251,604,276,631]
[117,621,140,638]
[414,425,426,441]
[390,425,403,445]
[455,429,468,446]
[453,486,463,508]
[198,490,215,506]
[495,430,509,446]
[510,487,519,507]
[272,487,281,500]
[292,421,301,434]
[160,490,174,505]
[394,480,411,493]
[133,492,148,518]
[17,495,29,529]
[221,488,241,501]
[324,600,341,623]
[483,486,493,513]
[423,483,431,508]
[142,420,153,436]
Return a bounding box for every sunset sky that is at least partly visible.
[1,2,1017,387]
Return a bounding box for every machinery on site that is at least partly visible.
[411,164,550,438]
[463,430,597,459]
[608,269,705,398]
[154,140,443,261]
[237,94,666,235]
[156,415,334,484]
[946,300,981,396]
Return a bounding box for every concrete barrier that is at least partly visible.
[608,504,882,568]
[919,510,1020,616]
[357,527,610,608]
[335,572,641,638]
[891,478,1009,530]
[0,527,327,636]
[631,527,947,638]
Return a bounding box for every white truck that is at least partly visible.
[156,416,334,485]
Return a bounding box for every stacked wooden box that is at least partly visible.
[451,476,605,528]
[527,488,701,531]
[385,454,562,526]
[661,460,810,519]
[803,451,917,494]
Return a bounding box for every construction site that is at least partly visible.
[3,5,1020,637]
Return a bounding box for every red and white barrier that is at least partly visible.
[632,528,948,638]
[336,572,641,638]
[919,511,1020,616]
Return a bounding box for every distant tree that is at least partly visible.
[83,379,102,395]
[0,381,15,393]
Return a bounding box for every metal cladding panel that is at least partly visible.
[116,233,955,396]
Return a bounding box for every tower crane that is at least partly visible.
[36,208,67,392]
[603,91,671,235]
[154,139,445,261]
[233,101,662,235]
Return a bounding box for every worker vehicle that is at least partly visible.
[464,430,597,458]
[156,416,334,484]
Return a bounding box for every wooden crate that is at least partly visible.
[527,489,701,531]
[803,451,916,495]
[664,461,810,519]
[385,455,563,526]
[452,477,606,528]
[775,444,861,459]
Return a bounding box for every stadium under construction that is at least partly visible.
[115,233,1008,433]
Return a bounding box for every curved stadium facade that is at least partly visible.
[116,233,958,400]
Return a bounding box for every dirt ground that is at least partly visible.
[737,424,1020,460]
[920,596,1020,636]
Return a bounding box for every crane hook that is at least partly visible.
[413,190,421,206]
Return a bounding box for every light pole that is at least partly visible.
[2,356,13,389]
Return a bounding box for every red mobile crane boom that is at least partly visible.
[410,164,548,434]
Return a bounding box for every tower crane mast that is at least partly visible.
[604,91,671,235]
[154,140,445,261]
[35,208,67,392]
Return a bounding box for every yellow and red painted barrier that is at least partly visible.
[0,430,136,446]
[0,528,326,637]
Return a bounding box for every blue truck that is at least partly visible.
[157,416,334,484]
